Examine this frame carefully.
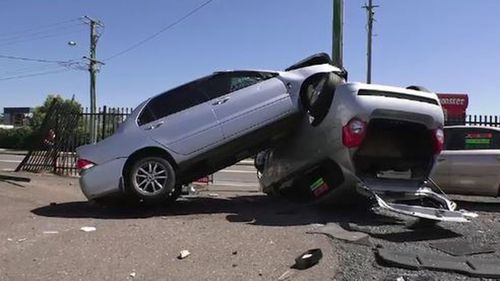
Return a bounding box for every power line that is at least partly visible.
[105,0,215,61]
[0,67,74,82]
[0,18,80,38]
[0,22,84,43]
[0,28,86,47]
[0,54,71,64]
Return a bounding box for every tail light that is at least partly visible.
[342,118,367,148]
[432,128,444,154]
[76,159,95,171]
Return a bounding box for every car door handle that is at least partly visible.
[145,121,164,130]
[212,97,230,106]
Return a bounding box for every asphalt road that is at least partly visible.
[0,153,23,171]
[1,158,500,280]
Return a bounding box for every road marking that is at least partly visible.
[212,181,259,188]
[0,160,21,163]
[218,169,256,174]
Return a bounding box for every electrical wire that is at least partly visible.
[104,0,214,61]
[0,28,86,47]
[0,18,80,38]
[0,54,72,64]
[0,67,74,82]
[0,22,84,43]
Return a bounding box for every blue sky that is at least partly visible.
[0,0,499,115]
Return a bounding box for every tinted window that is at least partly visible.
[197,72,274,100]
[444,128,500,150]
[138,84,207,126]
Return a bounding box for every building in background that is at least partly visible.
[3,107,33,127]
[437,94,468,125]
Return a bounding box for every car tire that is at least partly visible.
[406,85,431,93]
[301,73,341,126]
[126,156,179,205]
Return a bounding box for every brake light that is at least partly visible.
[342,118,367,148]
[76,159,95,170]
[433,128,444,154]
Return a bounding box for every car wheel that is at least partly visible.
[301,73,341,126]
[127,156,178,204]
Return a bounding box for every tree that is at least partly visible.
[30,95,82,131]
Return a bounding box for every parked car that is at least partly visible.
[76,53,347,204]
[255,83,477,222]
[431,125,500,197]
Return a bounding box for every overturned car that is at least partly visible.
[255,55,477,222]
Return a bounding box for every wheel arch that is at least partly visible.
[122,146,178,179]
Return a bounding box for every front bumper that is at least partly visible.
[79,158,127,200]
[356,180,478,222]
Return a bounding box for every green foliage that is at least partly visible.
[30,95,82,131]
[0,127,34,149]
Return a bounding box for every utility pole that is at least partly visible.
[82,16,104,143]
[332,0,344,68]
[363,0,378,84]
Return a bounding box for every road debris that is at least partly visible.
[178,250,190,259]
[17,238,27,243]
[376,248,500,278]
[292,248,323,270]
[80,226,96,232]
[129,271,136,278]
[307,223,371,246]
[43,231,59,234]
[383,274,434,281]
[277,269,295,280]
[208,193,219,197]
[7,238,13,242]
[429,240,495,256]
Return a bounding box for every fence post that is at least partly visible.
[102,105,107,140]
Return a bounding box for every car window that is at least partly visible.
[137,84,207,126]
[444,128,500,150]
[198,72,274,100]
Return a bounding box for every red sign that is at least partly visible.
[437,93,468,120]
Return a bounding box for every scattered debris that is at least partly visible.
[129,272,136,278]
[292,248,323,270]
[232,264,237,268]
[7,238,13,242]
[277,270,295,280]
[161,216,168,220]
[376,248,500,278]
[178,250,191,259]
[17,238,27,243]
[232,251,238,255]
[80,226,96,232]
[383,274,434,281]
[43,231,59,234]
[307,223,371,246]
[429,240,495,256]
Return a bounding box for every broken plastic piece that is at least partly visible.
[178,250,190,259]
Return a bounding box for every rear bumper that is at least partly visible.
[79,158,127,200]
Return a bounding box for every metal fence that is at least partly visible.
[16,102,133,176]
[447,115,500,127]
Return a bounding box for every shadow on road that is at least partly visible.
[31,194,470,242]
[32,194,392,227]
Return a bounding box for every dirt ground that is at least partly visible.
[0,172,499,281]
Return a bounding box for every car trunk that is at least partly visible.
[353,119,435,181]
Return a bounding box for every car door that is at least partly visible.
[197,71,293,140]
[138,83,224,156]
[430,128,455,189]
[445,127,500,196]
